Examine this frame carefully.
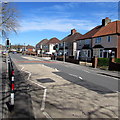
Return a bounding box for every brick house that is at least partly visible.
[36,39,49,54]
[92,17,120,58]
[58,29,82,56]
[76,17,120,61]
[26,45,35,52]
[45,37,60,54]
[75,25,101,61]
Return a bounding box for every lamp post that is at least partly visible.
[63,41,65,63]
[24,43,26,55]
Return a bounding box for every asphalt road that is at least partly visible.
[10,53,119,92]
[8,53,118,119]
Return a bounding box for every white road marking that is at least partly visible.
[41,88,47,111]
[54,68,59,71]
[69,73,83,80]
[43,112,53,119]
[20,66,52,119]
[69,74,77,77]
[79,76,83,80]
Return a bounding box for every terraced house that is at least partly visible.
[36,39,49,54]
[58,29,82,56]
[75,17,120,61]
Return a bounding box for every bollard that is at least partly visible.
[10,69,15,106]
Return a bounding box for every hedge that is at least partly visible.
[115,58,120,63]
[98,58,109,66]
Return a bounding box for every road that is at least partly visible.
[7,53,118,119]
[11,53,119,92]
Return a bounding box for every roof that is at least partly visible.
[61,32,82,43]
[46,37,60,45]
[26,45,35,49]
[76,25,102,40]
[77,20,120,41]
[93,21,120,37]
[36,39,49,46]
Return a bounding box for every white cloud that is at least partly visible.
[19,17,96,33]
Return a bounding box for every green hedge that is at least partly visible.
[115,58,120,63]
[98,58,109,66]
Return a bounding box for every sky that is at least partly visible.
[4,1,118,46]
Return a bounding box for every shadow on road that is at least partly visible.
[53,72,115,94]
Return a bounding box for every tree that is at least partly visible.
[0,2,19,38]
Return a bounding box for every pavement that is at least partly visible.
[4,53,119,119]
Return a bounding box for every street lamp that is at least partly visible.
[63,41,65,63]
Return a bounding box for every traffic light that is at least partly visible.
[6,39,9,46]
[6,38,10,49]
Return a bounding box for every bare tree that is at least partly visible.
[0,2,19,38]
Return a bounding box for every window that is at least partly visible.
[85,39,90,44]
[107,36,111,42]
[95,37,101,43]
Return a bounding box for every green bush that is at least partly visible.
[115,58,120,63]
[98,58,109,66]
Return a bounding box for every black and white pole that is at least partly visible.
[10,69,14,106]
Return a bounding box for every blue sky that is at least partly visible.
[7,2,118,46]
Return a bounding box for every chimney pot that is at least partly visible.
[71,29,76,35]
[102,17,111,26]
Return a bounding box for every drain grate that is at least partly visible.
[36,78,55,83]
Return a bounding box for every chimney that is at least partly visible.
[102,17,111,26]
[71,29,77,35]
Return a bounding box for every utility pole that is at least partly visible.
[63,41,65,63]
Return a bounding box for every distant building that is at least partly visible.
[45,37,60,54]
[36,39,49,54]
[26,45,35,52]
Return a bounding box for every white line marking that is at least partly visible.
[41,88,47,111]
[54,68,59,71]
[69,74,77,77]
[43,112,53,119]
[79,76,83,80]
[29,79,46,89]
[20,66,52,119]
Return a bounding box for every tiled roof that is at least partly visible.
[76,20,120,40]
[93,21,120,37]
[76,25,102,40]
[26,45,35,49]
[46,37,60,45]
[36,39,49,46]
[61,32,82,43]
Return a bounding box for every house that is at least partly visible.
[45,37,60,54]
[75,25,101,61]
[26,45,35,52]
[58,29,82,56]
[76,17,120,61]
[36,39,49,55]
[92,17,120,58]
